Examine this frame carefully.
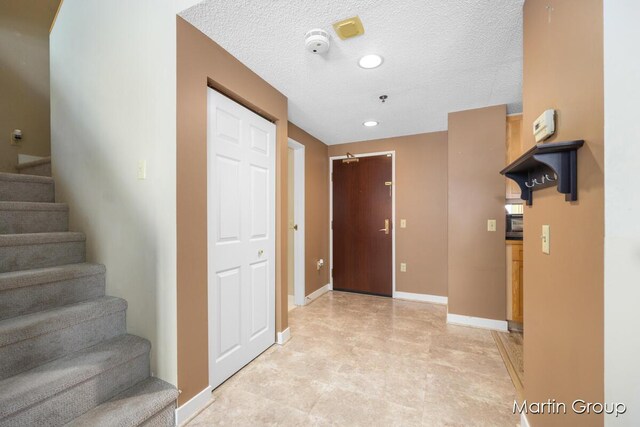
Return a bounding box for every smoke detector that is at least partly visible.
[305,29,330,54]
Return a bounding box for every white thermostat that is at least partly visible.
[533,109,556,142]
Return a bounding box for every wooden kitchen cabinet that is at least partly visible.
[507,240,524,324]
[506,115,523,199]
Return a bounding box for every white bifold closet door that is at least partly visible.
[207,88,276,389]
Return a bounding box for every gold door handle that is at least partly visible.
[378,219,390,235]
[293,224,298,231]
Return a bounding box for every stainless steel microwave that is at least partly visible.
[506,214,523,240]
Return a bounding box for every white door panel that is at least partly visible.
[207,88,276,389]
[249,260,269,339]
[215,268,241,360]
[249,165,269,239]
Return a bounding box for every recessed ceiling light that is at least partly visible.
[363,121,378,127]
[358,54,383,69]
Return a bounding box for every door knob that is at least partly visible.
[258,249,264,257]
[292,224,298,231]
[378,219,390,235]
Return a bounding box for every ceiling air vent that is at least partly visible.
[332,16,365,40]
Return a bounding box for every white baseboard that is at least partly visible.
[446,312,508,332]
[305,283,331,303]
[175,385,213,426]
[393,291,448,305]
[276,327,291,345]
[18,154,46,164]
[521,413,531,427]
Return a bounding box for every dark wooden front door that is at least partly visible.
[332,155,392,296]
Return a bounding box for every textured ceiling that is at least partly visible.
[181,0,524,145]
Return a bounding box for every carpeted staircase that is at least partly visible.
[0,163,178,426]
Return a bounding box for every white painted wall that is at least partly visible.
[604,1,640,425]
[50,0,177,384]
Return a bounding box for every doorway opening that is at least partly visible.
[329,151,396,297]
[288,138,306,308]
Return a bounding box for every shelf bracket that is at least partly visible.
[500,140,584,206]
[533,149,578,202]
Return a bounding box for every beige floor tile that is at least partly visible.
[310,385,423,427]
[188,291,517,427]
[231,363,328,413]
[188,388,306,426]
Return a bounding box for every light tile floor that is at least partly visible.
[188,291,518,426]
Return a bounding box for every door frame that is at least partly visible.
[329,151,396,297]
[288,138,306,306]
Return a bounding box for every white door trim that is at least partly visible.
[288,138,305,306]
[329,151,396,296]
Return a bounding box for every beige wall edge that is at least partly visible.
[177,16,289,406]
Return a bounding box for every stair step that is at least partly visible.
[0,232,85,273]
[66,377,179,427]
[0,334,150,427]
[0,172,54,202]
[0,263,106,321]
[0,296,127,380]
[15,156,51,177]
[0,201,68,234]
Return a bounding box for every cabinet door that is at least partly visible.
[511,244,524,323]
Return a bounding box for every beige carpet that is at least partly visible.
[493,330,524,398]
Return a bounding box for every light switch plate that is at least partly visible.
[542,225,550,254]
[487,219,497,232]
[400,263,407,272]
[137,160,147,180]
[400,219,407,228]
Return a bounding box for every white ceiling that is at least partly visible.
[181,0,524,145]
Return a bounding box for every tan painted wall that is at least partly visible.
[327,132,448,297]
[0,0,60,172]
[288,123,330,296]
[522,1,604,425]
[177,17,289,405]
[447,105,506,320]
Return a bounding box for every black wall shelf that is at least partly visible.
[500,140,584,205]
